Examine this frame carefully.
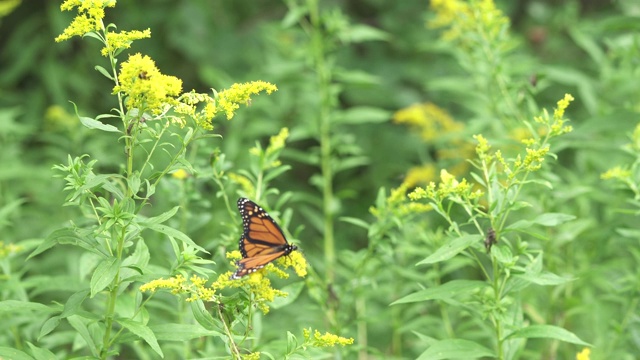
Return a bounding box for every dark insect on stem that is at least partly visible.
[484,227,497,252]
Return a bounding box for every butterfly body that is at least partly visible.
[232,198,298,279]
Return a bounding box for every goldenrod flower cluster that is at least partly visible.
[0,241,22,259]
[409,169,483,204]
[113,53,183,117]
[576,347,591,360]
[392,102,461,141]
[216,81,278,120]
[303,328,354,347]
[139,274,215,302]
[429,0,509,47]
[55,0,116,42]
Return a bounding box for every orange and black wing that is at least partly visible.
[231,198,297,279]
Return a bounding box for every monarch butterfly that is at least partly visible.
[231,198,298,279]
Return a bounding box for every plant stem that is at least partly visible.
[308,0,336,305]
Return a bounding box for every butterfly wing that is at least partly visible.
[232,198,297,279]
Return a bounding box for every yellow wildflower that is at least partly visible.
[474,134,491,160]
[56,0,116,42]
[101,29,151,57]
[576,347,590,360]
[0,241,22,258]
[228,173,255,197]
[140,274,216,302]
[241,352,260,360]
[303,328,354,347]
[266,127,289,156]
[429,0,509,46]
[393,102,462,141]
[112,53,183,116]
[214,81,278,120]
[139,275,186,294]
[404,164,437,187]
[601,166,631,181]
[171,169,189,180]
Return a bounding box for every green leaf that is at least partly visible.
[142,223,207,254]
[417,235,482,265]
[190,300,219,331]
[28,228,83,259]
[90,257,120,297]
[532,213,576,226]
[38,316,61,340]
[504,325,591,346]
[334,106,391,125]
[341,24,390,43]
[333,69,380,86]
[141,206,180,225]
[118,318,164,358]
[281,4,308,28]
[391,280,485,305]
[150,323,223,341]
[263,165,292,183]
[515,272,574,286]
[60,289,90,317]
[334,156,370,173]
[0,198,25,226]
[67,315,98,358]
[0,300,54,315]
[79,116,120,132]
[0,347,34,360]
[339,216,370,229]
[417,339,495,360]
[26,342,56,360]
[94,65,114,80]
[128,172,141,195]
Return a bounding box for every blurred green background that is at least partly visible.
[2,0,640,358]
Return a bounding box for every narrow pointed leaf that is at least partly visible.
[119,318,163,358]
[504,325,591,346]
[391,280,485,305]
[417,339,495,360]
[417,235,482,265]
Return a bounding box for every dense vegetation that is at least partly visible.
[1,0,639,359]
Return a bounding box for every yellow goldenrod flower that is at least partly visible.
[140,274,216,302]
[213,250,306,314]
[139,275,186,294]
[113,53,183,116]
[522,146,549,171]
[228,173,255,197]
[601,166,631,181]
[241,352,260,360]
[404,164,437,187]
[429,0,509,46]
[554,93,574,120]
[56,0,116,42]
[101,29,151,57]
[214,81,278,120]
[576,347,591,360]
[265,127,289,156]
[393,102,462,141]
[303,328,354,347]
[171,169,189,180]
[0,241,22,258]
[44,105,77,131]
[473,134,491,160]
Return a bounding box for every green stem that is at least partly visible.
[492,256,503,360]
[356,295,367,360]
[307,0,336,316]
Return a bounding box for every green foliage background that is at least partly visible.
[1,0,640,359]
